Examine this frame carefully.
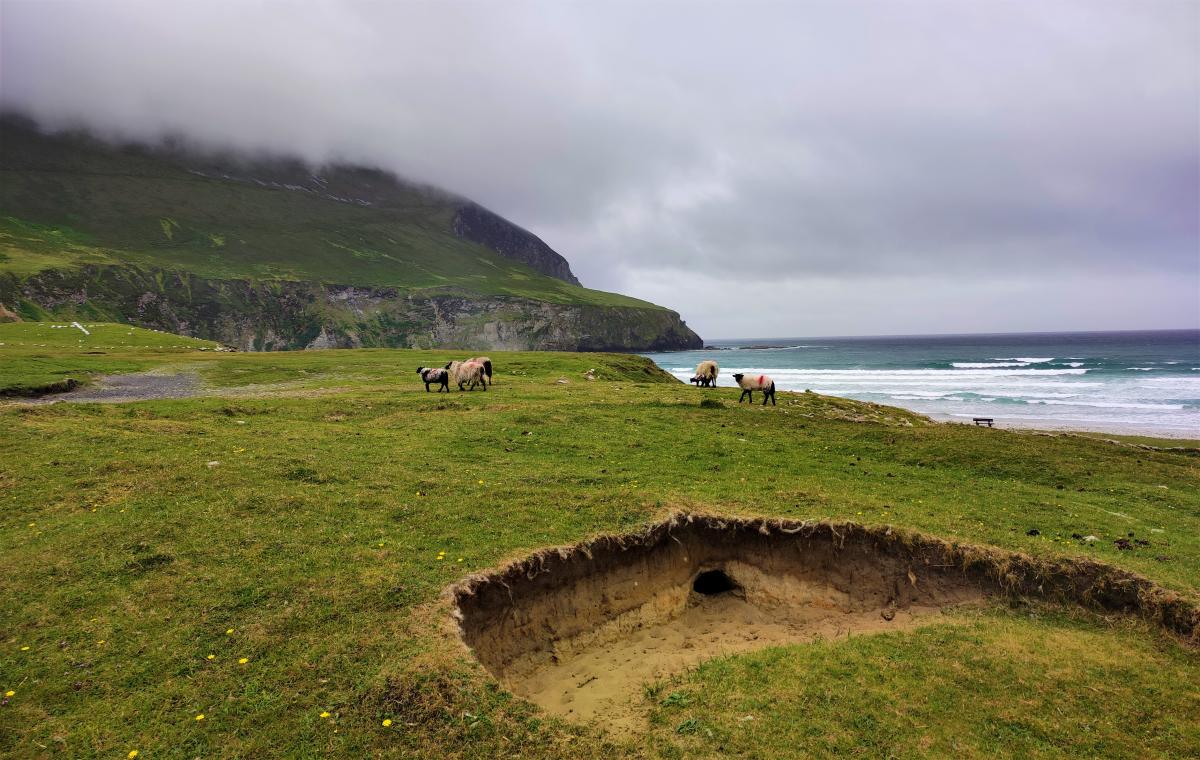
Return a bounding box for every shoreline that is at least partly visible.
[929,413,1200,444]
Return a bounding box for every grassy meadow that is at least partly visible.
[1,324,1197,758]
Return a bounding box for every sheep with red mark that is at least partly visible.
[732,372,776,405]
[467,356,493,385]
[417,366,449,392]
[690,360,719,388]
[445,360,487,391]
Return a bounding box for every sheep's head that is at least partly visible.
[732,373,745,382]
[417,366,427,375]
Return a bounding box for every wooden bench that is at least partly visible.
[973,417,994,427]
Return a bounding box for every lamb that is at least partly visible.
[416,366,449,393]
[445,360,487,391]
[467,356,493,385]
[732,372,776,405]
[690,360,719,388]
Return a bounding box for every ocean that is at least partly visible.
[642,330,1200,438]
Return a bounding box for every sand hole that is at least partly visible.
[692,568,738,596]
[450,513,1197,732]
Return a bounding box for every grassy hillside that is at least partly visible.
[0,120,658,310]
[1,334,1197,758]
[0,322,219,395]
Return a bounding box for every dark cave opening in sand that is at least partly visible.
[692,568,739,596]
[449,513,1197,731]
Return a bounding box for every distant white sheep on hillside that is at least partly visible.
[690,360,718,388]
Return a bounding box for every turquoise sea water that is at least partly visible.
[643,330,1200,438]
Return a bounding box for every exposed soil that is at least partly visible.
[23,370,202,404]
[450,513,1199,732]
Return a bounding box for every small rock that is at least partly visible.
[556,378,569,385]
[1082,535,1098,543]
[206,461,220,468]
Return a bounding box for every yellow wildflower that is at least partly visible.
[382,719,393,727]
[206,654,215,660]
[195,714,205,721]
[238,658,249,664]
[226,628,234,635]
[457,558,464,563]
[319,711,331,719]
[128,752,139,759]
[97,640,106,645]
[20,646,29,651]
[4,690,13,697]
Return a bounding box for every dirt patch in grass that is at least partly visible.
[16,369,202,404]
[449,512,1199,732]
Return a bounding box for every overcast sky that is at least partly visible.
[3,1,1197,338]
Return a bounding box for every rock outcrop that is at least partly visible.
[1,266,703,352]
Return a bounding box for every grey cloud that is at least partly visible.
[2,0,1197,336]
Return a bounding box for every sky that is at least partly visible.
[2,1,1198,338]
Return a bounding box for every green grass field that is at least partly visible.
[2,327,1197,758]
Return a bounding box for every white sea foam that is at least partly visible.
[992,357,1053,363]
[951,362,1029,368]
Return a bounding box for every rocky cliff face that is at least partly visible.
[1,266,702,352]
[452,204,581,285]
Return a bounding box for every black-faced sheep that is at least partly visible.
[417,366,449,393]
[445,360,487,391]
[690,360,719,388]
[467,356,493,385]
[732,372,776,405]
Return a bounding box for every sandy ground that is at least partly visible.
[514,593,961,733]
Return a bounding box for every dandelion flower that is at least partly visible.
[226,628,234,635]
[238,658,249,664]
[206,654,215,660]
[4,690,13,697]
[20,646,29,651]
[457,558,464,563]
[478,480,484,485]
[319,711,331,719]
[97,640,106,645]
[195,714,205,721]
[382,719,393,727]
[128,752,139,759]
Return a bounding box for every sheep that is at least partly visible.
[689,360,719,388]
[467,356,493,385]
[445,360,487,391]
[732,372,776,405]
[416,366,449,393]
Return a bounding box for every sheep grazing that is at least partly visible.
[445,360,487,391]
[467,356,493,385]
[732,372,776,405]
[416,366,449,393]
[690,360,719,388]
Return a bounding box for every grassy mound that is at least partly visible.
[1,339,1197,758]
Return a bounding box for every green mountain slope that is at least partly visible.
[0,117,702,351]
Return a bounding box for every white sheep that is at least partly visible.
[417,366,449,392]
[445,360,487,391]
[467,356,493,385]
[690,360,719,388]
[732,372,776,405]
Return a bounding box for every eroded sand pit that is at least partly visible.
[450,513,1198,731]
